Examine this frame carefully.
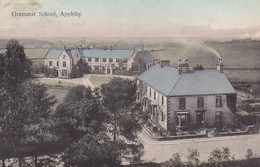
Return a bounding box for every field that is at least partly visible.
[224,70,260,82]
[1,39,260,82]
[47,88,68,109]
[150,44,218,68]
[88,75,113,88]
[209,41,260,68]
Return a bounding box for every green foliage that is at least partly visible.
[161,153,184,167]
[246,149,253,159]
[208,147,235,164]
[187,148,200,166]
[54,85,106,142]
[1,39,31,92]
[101,78,144,164]
[63,134,116,167]
[54,85,115,166]
[0,81,56,162]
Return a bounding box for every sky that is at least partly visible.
[1,0,260,39]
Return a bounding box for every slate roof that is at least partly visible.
[137,64,236,96]
[137,51,153,64]
[44,49,64,59]
[82,49,134,59]
[45,48,134,59]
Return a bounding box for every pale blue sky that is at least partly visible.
[1,0,260,38]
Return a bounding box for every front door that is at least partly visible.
[107,68,111,74]
[196,111,204,128]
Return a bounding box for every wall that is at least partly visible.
[137,81,168,130]
[168,94,235,131]
[58,51,72,78]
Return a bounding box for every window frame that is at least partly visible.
[216,96,222,107]
[197,96,204,108]
[49,61,52,67]
[179,97,186,110]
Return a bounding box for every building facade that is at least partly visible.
[136,59,237,134]
[44,47,139,78]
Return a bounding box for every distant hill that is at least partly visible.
[0,39,52,49]
[206,40,260,69]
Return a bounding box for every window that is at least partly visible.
[95,58,99,62]
[176,114,188,127]
[116,59,120,62]
[149,88,151,97]
[154,91,156,100]
[197,97,204,108]
[88,58,92,62]
[49,61,52,67]
[62,70,67,76]
[145,85,147,93]
[63,61,66,67]
[144,98,147,107]
[137,92,140,100]
[216,96,222,107]
[161,112,164,122]
[109,58,113,62]
[179,97,186,110]
[56,61,59,66]
[162,96,164,106]
[152,106,156,117]
[103,58,107,62]
[215,111,222,128]
[63,55,66,59]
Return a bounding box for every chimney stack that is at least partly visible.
[217,58,224,73]
[160,60,170,68]
[152,59,160,65]
[178,59,189,74]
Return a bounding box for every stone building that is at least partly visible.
[136,59,237,133]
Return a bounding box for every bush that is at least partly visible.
[152,126,158,133]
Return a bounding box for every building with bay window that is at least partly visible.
[136,59,237,134]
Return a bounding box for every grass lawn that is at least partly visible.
[89,75,113,88]
[47,88,68,109]
[35,78,82,87]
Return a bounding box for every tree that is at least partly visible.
[0,82,56,166]
[100,78,143,164]
[54,86,112,166]
[2,39,31,92]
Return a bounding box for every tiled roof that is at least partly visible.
[137,51,153,64]
[137,64,236,96]
[82,49,134,59]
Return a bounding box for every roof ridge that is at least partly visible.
[167,73,183,96]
